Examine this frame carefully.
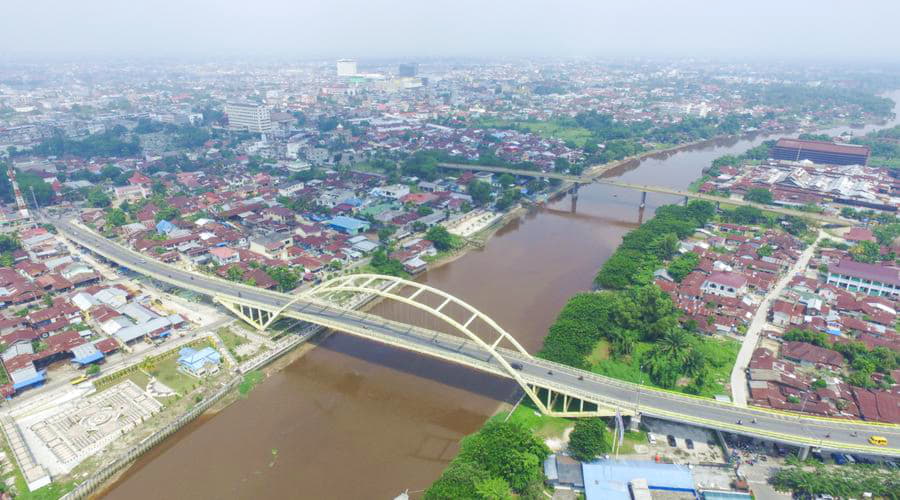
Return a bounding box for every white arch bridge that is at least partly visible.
[218,273,608,417]
[55,218,900,457]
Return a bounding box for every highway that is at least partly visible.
[55,218,899,457]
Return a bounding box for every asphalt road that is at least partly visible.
[54,218,900,457]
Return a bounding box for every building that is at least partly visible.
[225,102,272,134]
[826,259,900,297]
[771,138,870,166]
[398,62,418,77]
[336,59,357,77]
[701,272,748,298]
[177,346,221,376]
[581,460,696,500]
[327,216,370,235]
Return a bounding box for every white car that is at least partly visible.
[648,434,657,445]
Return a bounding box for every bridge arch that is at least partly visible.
[303,274,571,413]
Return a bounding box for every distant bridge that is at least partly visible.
[436,163,851,226]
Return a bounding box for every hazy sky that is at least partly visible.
[3,0,900,61]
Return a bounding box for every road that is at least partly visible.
[54,218,900,457]
[730,231,824,406]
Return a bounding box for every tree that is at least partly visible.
[745,188,774,204]
[568,418,610,462]
[86,364,101,376]
[425,461,490,500]
[468,179,492,206]
[377,225,397,243]
[850,240,881,264]
[266,266,300,292]
[105,208,127,227]
[370,249,406,277]
[757,244,774,258]
[227,266,245,282]
[474,478,512,500]
[649,233,679,260]
[667,252,699,282]
[495,188,521,210]
[426,225,455,251]
[553,157,570,173]
[497,173,516,188]
[86,187,111,208]
[151,180,167,197]
[457,420,549,492]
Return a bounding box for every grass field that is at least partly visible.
[217,327,247,356]
[500,401,572,439]
[147,357,199,395]
[478,118,593,147]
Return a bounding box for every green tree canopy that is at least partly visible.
[568,418,610,462]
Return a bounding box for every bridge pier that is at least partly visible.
[683,195,689,207]
[569,183,581,212]
[798,446,810,460]
[639,191,647,209]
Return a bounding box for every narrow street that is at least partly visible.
[729,230,824,406]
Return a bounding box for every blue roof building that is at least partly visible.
[156,220,175,235]
[71,343,104,365]
[582,460,695,500]
[10,364,46,391]
[327,216,371,235]
[177,347,221,375]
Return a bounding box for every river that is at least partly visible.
[101,91,900,500]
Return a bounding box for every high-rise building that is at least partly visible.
[225,102,272,134]
[398,62,418,77]
[336,59,357,77]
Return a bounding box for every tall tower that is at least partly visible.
[7,165,30,219]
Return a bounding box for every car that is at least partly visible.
[648,434,657,445]
[666,435,677,447]
[510,362,523,370]
[868,435,888,446]
[831,453,848,465]
[70,375,89,385]
[685,438,694,450]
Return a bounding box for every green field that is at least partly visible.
[147,357,200,395]
[500,401,572,439]
[478,118,593,147]
[217,327,248,357]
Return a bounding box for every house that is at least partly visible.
[371,184,410,200]
[177,346,221,376]
[771,300,805,327]
[209,247,240,266]
[845,227,876,244]
[701,272,748,298]
[782,341,845,370]
[249,233,293,259]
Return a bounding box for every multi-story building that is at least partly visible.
[225,102,272,134]
[826,259,900,297]
[772,138,870,166]
[336,59,357,77]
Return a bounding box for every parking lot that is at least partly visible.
[642,418,726,464]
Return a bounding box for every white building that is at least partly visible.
[225,102,272,134]
[336,59,357,77]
